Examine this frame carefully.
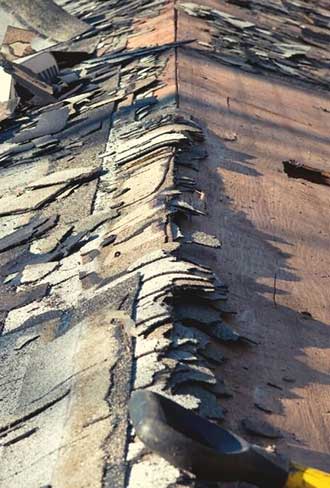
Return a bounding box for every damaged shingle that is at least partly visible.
[168,363,217,390]
[241,417,283,439]
[0,282,49,312]
[12,106,69,143]
[0,166,103,216]
[21,262,58,284]
[0,183,70,216]
[254,386,282,414]
[183,230,222,248]
[0,215,58,253]
[27,166,103,189]
[175,384,225,420]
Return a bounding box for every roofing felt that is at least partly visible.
[0,0,330,487]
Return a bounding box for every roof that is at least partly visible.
[0,0,329,487]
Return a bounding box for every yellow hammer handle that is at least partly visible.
[286,464,330,488]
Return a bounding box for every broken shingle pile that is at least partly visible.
[180,0,330,90]
[0,1,254,487]
[94,53,249,486]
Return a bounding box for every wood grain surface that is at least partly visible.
[177,2,330,475]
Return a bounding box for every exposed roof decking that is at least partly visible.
[177,0,330,473]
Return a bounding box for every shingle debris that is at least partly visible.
[241,417,283,439]
[180,1,330,89]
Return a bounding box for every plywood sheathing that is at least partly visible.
[177,0,330,474]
